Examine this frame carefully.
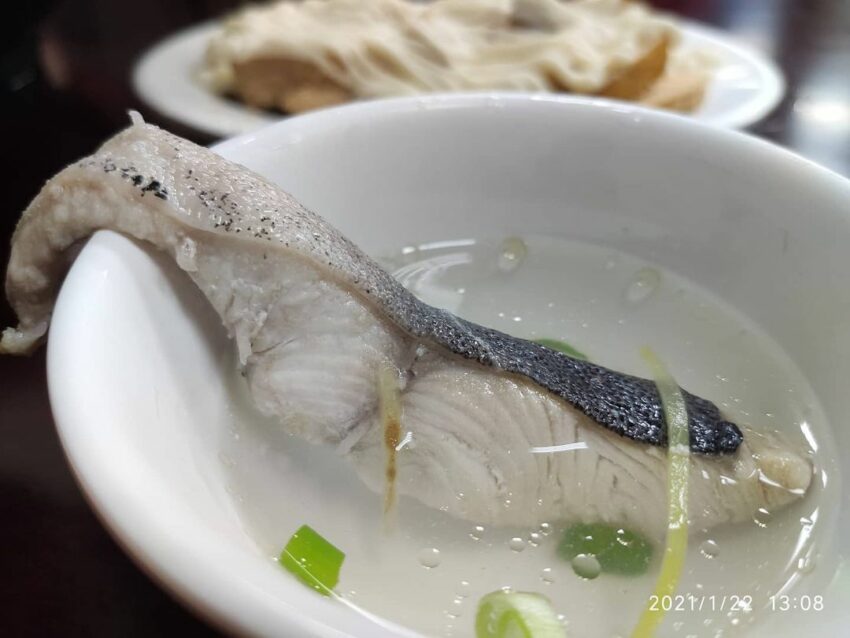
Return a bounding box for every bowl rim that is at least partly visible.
[48,93,850,638]
[214,92,847,187]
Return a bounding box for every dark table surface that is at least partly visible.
[1,1,847,636]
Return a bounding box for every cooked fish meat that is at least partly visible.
[2,119,811,538]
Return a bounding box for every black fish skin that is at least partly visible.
[456,318,744,455]
[369,284,743,455]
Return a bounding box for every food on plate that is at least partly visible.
[201,0,712,114]
[2,118,811,543]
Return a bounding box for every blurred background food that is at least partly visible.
[0,1,847,636]
[201,0,712,114]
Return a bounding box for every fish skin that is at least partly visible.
[449,318,743,454]
[1,120,740,454]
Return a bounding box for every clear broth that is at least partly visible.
[221,235,838,637]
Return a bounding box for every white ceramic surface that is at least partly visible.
[132,19,784,138]
[48,95,849,637]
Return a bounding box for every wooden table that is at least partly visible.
[0,1,847,635]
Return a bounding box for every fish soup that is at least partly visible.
[222,235,836,637]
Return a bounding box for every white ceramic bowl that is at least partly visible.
[48,95,850,636]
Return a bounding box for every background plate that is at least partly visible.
[133,20,785,139]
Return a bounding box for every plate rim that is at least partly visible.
[132,18,786,138]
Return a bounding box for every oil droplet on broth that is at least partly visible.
[797,554,817,573]
[754,507,773,528]
[508,537,526,552]
[571,553,601,579]
[700,539,720,559]
[541,567,556,583]
[445,598,463,619]
[469,525,485,541]
[497,236,528,273]
[418,547,442,569]
[624,266,661,303]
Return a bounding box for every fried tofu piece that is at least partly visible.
[639,68,708,112]
[598,34,669,101]
[232,57,352,113]
[596,34,707,112]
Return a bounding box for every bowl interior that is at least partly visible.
[49,95,850,636]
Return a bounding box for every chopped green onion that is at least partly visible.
[278,524,345,596]
[630,348,690,638]
[558,523,652,576]
[475,591,566,638]
[534,338,588,361]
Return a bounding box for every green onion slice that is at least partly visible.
[558,522,652,576]
[475,591,566,638]
[631,348,690,638]
[278,524,345,596]
[534,338,589,361]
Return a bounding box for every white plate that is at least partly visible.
[133,20,785,138]
[47,95,849,636]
